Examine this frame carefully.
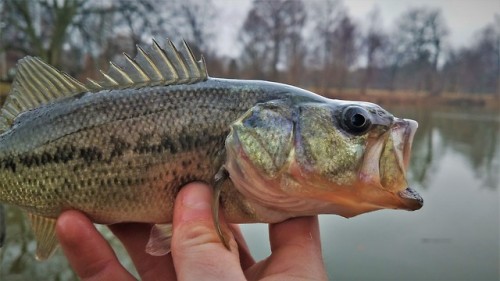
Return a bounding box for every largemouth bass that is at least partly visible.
[0,40,423,260]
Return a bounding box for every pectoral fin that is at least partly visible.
[213,167,230,250]
[26,213,58,260]
[146,224,173,256]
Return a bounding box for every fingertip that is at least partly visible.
[269,216,321,252]
[56,210,92,245]
[174,182,213,225]
[171,182,246,280]
[266,216,327,279]
[56,211,134,280]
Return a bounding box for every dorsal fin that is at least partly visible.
[0,57,88,133]
[87,39,208,91]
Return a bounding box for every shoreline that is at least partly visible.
[1,82,499,109]
[319,89,500,109]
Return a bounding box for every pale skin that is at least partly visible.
[55,182,329,281]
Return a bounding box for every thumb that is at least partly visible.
[171,182,245,281]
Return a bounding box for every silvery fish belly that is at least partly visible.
[0,40,423,260]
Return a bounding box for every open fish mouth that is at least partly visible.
[387,118,423,210]
[394,118,418,173]
[360,118,423,212]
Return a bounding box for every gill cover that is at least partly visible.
[228,99,294,179]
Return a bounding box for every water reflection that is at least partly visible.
[391,106,499,190]
[0,106,499,280]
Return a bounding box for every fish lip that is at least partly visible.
[402,119,418,171]
[390,118,418,173]
[398,186,424,210]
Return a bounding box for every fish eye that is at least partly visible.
[342,106,372,135]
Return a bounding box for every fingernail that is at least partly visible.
[182,184,211,211]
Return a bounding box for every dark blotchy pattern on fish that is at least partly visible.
[0,80,287,223]
[0,40,422,261]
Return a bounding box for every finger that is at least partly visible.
[171,182,246,281]
[56,211,135,281]
[110,223,177,280]
[267,216,327,280]
[269,216,321,252]
[229,224,255,269]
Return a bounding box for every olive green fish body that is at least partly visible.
[0,40,423,260]
[0,79,298,223]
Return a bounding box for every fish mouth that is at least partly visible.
[360,118,423,211]
[399,119,418,172]
[398,186,424,211]
[388,119,422,210]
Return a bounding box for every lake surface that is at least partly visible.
[1,105,498,281]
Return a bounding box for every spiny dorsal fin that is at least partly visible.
[87,39,208,91]
[0,57,88,133]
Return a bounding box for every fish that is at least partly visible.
[0,39,423,260]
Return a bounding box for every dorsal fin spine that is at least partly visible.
[109,62,133,85]
[33,58,73,97]
[123,52,150,83]
[181,40,201,78]
[20,62,46,100]
[86,78,101,89]
[15,72,38,107]
[177,44,190,80]
[2,106,16,120]
[31,59,64,97]
[19,70,45,107]
[166,40,188,81]
[0,56,89,132]
[99,70,119,86]
[88,39,207,91]
[26,62,59,100]
[137,45,162,81]
[61,72,86,92]
[152,39,179,83]
[199,55,208,78]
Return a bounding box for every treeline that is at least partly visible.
[0,0,499,96]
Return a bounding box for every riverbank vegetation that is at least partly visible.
[0,0,498,105]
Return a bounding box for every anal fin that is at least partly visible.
[26,213,58,261]
[146,224,172,256]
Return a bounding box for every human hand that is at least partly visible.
[56,182,328,280]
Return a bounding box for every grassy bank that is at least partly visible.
[320,89,500,109]
[0,82,10,105]
[1,81,498,109]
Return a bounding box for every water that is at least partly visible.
[242,106,500,281]
[1,106,498,281]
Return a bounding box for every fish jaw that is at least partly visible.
[359,118,423,212]
[224,100,423,220]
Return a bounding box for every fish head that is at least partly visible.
[225,98,423,220]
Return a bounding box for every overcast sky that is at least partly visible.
[213,0,500,57]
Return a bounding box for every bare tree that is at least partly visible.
[239,0,307,81]
[360,7,386,94]
[0,0,155,70]
[284,2,306,85]
[308,0,346,92]
[442,17,500,95]
[1,0,84,67]
[390,7,449,94]
[0,0,217,79]
[331,14,358,93]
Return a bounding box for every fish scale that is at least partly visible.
[0,40,423,261]
[0,82,272,220]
